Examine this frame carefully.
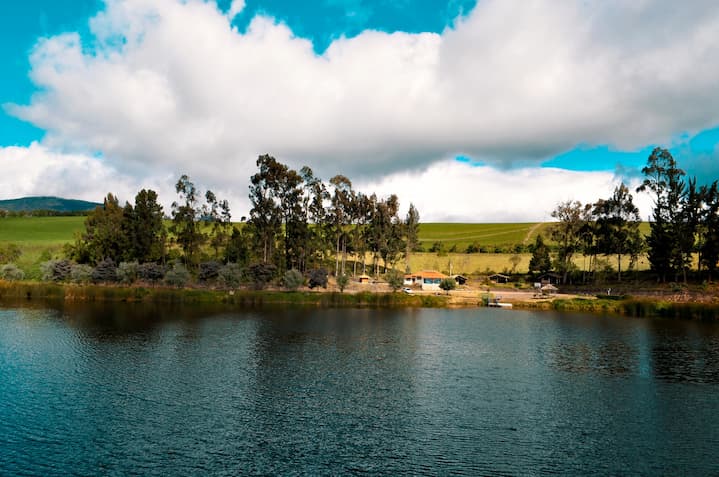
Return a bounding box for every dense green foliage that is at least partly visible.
[439,277,456,293]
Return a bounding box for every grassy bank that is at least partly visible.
[0,281,448,308]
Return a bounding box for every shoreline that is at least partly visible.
[1,280,719,321]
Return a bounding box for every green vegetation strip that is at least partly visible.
[0,282,448,308]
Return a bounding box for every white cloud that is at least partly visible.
[355,160,653,222]
[5,0,719,216]
[227,0,245,20]
[0,143,170,206]
[0,144,651,222]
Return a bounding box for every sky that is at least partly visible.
[2,0,719,222]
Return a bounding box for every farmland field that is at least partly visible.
[0,216,85,244]
[417,222,548,250]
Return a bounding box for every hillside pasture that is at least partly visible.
[417,223,550,251]
[0,216,86,278]
[406,252,650,276]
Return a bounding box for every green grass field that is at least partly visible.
[418,222,549,250]
[0,216,86,278]
[0,216,85,244]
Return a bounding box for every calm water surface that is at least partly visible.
[1,302,718,475]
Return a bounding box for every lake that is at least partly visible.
[1,302,718,475]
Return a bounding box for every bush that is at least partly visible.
[198,261,222,281]
[440,277,457,294]
[248,262,277,290]
[70,264,93,284]
[0,263,24,281]
[386,269,404,292]
[336,274,349,293]
[0,243,21,264]
[165,262,191,287]
[92,258,118,283]
[41,259,72,282]
[138,262,166,282]
[308,268,328,289]
[283,269,304,290]
[218,263,243,288]
[117,261,139,284]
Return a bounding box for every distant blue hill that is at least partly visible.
[0,196,101,212]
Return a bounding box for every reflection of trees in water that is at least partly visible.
[550,340,638,376]
[648,320,719,384]
[548,317,719,384]
[26,299,239,339]
[248,308,421,470]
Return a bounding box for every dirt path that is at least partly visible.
[523,222,544,244]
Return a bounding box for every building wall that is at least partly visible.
[421,277,441,290]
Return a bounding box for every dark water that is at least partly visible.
[1,303,719,476]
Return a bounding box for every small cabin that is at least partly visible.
[488,273,510,284]
[539,273,561,285]
[453,275,468,285]
[358,274,371,284]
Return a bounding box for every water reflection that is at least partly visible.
[646,319,719,384]
[2,302,719,475]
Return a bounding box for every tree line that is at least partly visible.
[50,154,420,288]
[533,147,719,284]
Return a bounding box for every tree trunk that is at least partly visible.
[335,234,340,277]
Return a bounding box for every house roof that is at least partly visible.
[405,270,447,279]
[417,270,447,279]
[489,273,510,279]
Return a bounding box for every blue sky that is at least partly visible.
[2,0,719,221]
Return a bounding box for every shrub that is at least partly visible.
[440,277,457,294]
[164,262,191,287]
[117,261,139,284]
[199,261,222,281]
[138,262,166,282]
[0,243,21,264]
[308,268,328,289]
[336,274,349,293]
[92,258,118,283]
[218,263,243,288]
[465,243,479,254]
[70,264,93,284]
[386,269,404,292]
[248,262,276,290]
[41,259,72,282]
[0,263,24,281]
[283,269,304,290]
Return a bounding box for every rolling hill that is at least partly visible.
[0,196,101,213]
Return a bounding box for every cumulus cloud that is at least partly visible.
[0,144,651,222]
[6,0,719,209]
[0,143,176,207]
[355,160,654,222]
[227,0,245,19]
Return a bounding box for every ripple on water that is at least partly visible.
[1,306,719,475]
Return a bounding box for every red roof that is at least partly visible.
[405,270,447,279]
